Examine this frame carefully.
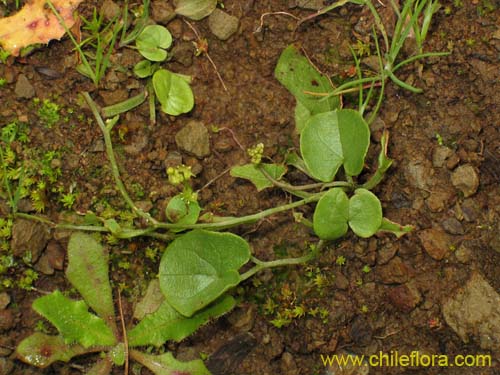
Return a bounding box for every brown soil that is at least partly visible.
[0,1,499,375]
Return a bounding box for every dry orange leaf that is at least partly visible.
[0,0,84,56]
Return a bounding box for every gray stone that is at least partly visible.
[451,164,479,197]
[432,146,453,168]
[11,219,50,262]
[442,272,500,355]
[418,228,450,260]
[99,89,129,106]
[175,121,210,158]
[227,305,256,332]
[405,160,432,189]
[171,42,194,67]
[208,9,239,41]
[441,217,464,235]
[15,74,35,99]
[151,0,176,24]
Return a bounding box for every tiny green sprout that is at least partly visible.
[360,305,369,313]
[0,78,6,87]
[319,307,329,323]
[35,99,61,128]
[313,273,329,289]
[355,279,363,286]
[362,265,371,273]
[118,260,131,270]
[167,164,194,185]
[263,297,278,315]
[60,192,78,209]
[18,269,39,290]
[292,305,306,318]
[247,143,264,165]
[449,244,456,252]
[353,39,371,57]
[144,246,160,261]
[444,6,452,15]
[435,132,444,145]
[465,38,475,46]
[336,255,346,266]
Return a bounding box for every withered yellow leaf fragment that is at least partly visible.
[0,0,84,56]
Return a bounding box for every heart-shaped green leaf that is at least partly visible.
[230,163,287,191]
[128,295,235,347]
[153,69,194,116]
[136,25,172,62]
[134,60,156,78]
[300,109,370,182]
[313,188,349,240]
[166,194,200,225]
[33,291,116,348]
[275,45,340,123]
[159,230,250,317]
[174,0,217,20]
[348,189,383,238]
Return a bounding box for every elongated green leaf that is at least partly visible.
[128,295,235,347]
[313,188,349,240]
[300,109,370,182]
[66,232,115,323]
[33,291,116,348]
[230,163,287,191]
[16,333,88,368]
[275,45,340,118]
[378,217,414,238]
[153,69,194,116]
[348,189,382,238]
[159,230,250,317]
[131,350,211,375]
[174,0,217,20]
[136,25,172,62]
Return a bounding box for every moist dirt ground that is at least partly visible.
[0,1,499,374]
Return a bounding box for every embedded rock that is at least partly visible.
[451,164,479,197]
[442,272,500,355]
[11,219,50,262]
[208,9,239,41]
[418,228,450,260]
[14,74,35,99]
[175,121,210,158]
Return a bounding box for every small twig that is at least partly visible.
[254,11,300,33]
[217,127,246,152]
[183,20,228,92]
[117,288,129,375]
[197,167,231,193]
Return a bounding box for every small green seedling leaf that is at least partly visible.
[378,217,414,238]
[159,229,250,317]
[313,188,349,240]
[275,44,340,130]
[131,351,211,375]
[136,25,172,62]
[32,291,116,348]
[133,279,165,321]
[110,343,125,366]
[128,295,235,347]
[300,109,370,182]
[16,333,87,368]
[348,189,383,238]
[66,232,115,323]
[230,163,287,191]
[174,0,217,20]
[134,60,156,78]
[153,69,194,116]
[166,195,200,225]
